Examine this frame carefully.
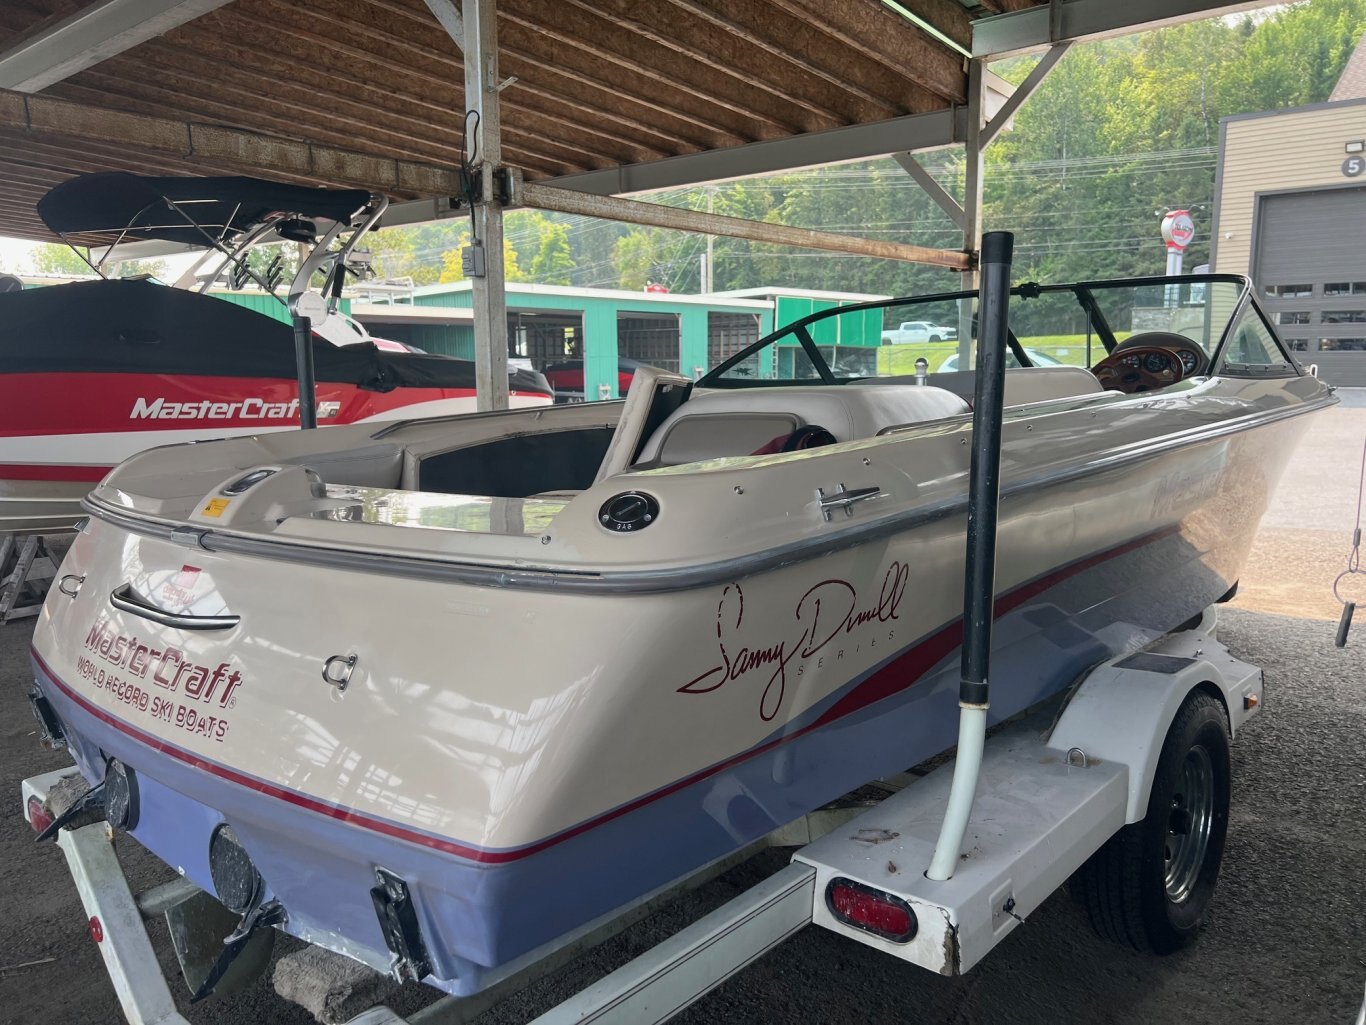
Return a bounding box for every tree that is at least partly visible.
[436,229,526,283]
[528,222,574,284]
[29,243,96,277]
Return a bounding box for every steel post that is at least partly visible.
[292,314,316,429]
[463,0,509,412]
[957,59,986,368]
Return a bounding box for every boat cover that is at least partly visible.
[37,173,373,245]
[0,279,536,393]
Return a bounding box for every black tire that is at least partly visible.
[1071,690,1231,954]
[929,334,941,342]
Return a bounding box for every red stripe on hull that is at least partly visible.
[0,463,109,482]
[0,373,485,438]
[30,526,1170,864]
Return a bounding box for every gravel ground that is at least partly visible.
[2,406,1364,1025]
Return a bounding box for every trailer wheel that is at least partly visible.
[1072,690,1230,954]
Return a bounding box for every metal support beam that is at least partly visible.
[958,58,986,366]
[0,0,232,93]
[422,0,465,51]
[518,178,971,270]
[462,0,510,412]
[972,0,1272,58]
[540,108,963,197]
[891,152,965,232]
[980,43,1071,148]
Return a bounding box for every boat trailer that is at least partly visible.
[21,617,1263,1025]
[16,232,1269,1020]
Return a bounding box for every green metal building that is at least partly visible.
[354,281,887,400]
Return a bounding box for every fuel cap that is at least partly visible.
[599,492,659,533]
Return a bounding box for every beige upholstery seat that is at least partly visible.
[634,385,968,467]
[856,366,1102,407]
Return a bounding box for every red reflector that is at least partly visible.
[26,795,54,835]
[88,916,103,943]
[826,878,917,942]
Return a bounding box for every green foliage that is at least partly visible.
[29,243,96,276]
[434,228,527,284]
[527,221,574,285]
[360,3,1366,295]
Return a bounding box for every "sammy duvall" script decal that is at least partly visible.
[678,562,908,721]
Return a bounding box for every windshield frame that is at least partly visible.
[697,274,1256,388]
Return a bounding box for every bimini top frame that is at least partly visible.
[35,171,387,323]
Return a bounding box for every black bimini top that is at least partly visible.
[37,173,374,247]
[0,279,545,393]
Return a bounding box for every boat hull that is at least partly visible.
[26,387,1318,994]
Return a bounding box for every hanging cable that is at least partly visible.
[458,108,482,241]
[1334,436,1365,647]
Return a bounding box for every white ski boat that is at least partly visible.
[24,271,1331,997]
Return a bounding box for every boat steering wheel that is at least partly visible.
[1091,345,1186,394]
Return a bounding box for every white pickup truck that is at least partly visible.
[881,320,958,344]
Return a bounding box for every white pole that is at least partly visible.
[926,707,988,879]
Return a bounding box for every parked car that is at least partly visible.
[937,347,1065,372]
[882,320,958,344]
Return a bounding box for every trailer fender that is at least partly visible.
[1045,635,1262,823]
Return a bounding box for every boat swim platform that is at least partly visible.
[17,626,1267,1025]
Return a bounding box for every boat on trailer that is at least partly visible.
[23,264,1332,1002]
[0,173,552,536]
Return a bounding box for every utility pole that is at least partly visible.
[704,186,715,293]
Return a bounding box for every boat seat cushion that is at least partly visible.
[857,366,1102,407]
[635,385,967,466]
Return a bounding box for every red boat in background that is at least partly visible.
[0,174,552,535]
[542,357,659,402]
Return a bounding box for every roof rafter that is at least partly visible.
[0,86,463,195]
[0,0,230,92]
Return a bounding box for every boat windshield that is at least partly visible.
[700,275,1255,387]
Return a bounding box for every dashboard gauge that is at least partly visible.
[1178,350,1199,375]
[1144,352,1169,373]
[1121,354,1140,368]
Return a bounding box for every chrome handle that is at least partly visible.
[815,483,884,522]
[58,575,84,598]
[109,584,240,631]
[322,654,358,692]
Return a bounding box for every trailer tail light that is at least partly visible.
[825,878,918,943]
[26,796,54,835]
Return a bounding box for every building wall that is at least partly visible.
[411,287,773,400]
[210,291,351,324]
[1213,98,1366,274]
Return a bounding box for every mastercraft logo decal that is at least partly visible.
[76,617,243,742]
[130,396,300,421]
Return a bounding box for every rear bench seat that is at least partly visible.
[633,385,968,467]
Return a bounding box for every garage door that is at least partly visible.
[1255,186,1366,386]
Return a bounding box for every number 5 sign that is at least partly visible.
[1344,156,1364,178]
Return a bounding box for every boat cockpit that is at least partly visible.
[314,277,1284,494]
[259,274,1296,516]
